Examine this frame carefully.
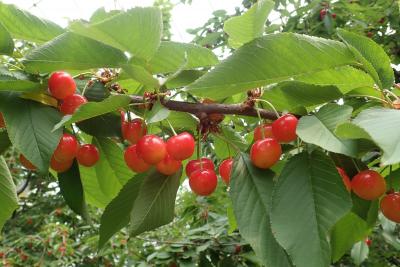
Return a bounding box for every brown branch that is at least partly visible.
[129,95,278,120]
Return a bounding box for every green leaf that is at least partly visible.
[224,0,274,48]
[92,137,133,199]
[335,122,372,140]
[0,22,13,55]
[146,101,170,124]
[166,70,205,89]
[297,104,357,157]
[350,241,369,266]
[337,29,394,89]
[166,112,198,132]
[77,113,122,138]
[0,94,63,173]
[0,156,18,232]
[147,41,218,74]
[214,126,249,159]
[270,150,352,267]
[0,2,64,43]
[69,7,162,60]
[331,213,370,262]
[0,131,11,154]
[230,153,292,267]
[99,174,145,249]
[0,68,42,92]
[79,165,110,208]
[23,32,127,73]
[226,202,237,234]
[58,161,89,219]
[352,108,400,165]
[53,95,131,130]
[186,33,356,99]
[130,168,182,236]
[122,63,160,89]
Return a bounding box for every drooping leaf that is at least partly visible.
[270,150,352,267]
[0,68,42,92]
[130,168,182,236]
[230,153,292,267]
[0,131,11,154]
[79,165,110,208]
[53,95,131,130]
[187,33,356,99]
[0,93,63,173]
[23,32,127,73]
[224,0,274,48]
[0,22,13,55]
[0,2,64,43]
[146,101,170,124]
[166,70,205,89]
[337,29,394,89]
[0,156,18,232]
[147,41,218,74]
[122,63,160,89]
[69,7,162,60]
[297,104,357,157]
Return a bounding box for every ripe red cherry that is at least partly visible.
[254,124,273,141]
[351,170,386,200]
[53,134,79,162]
[124,144,151,173]
[19,154,36,171]
[156,154,182,175]
[136,135,167,165]
[219,158,233,185]
[272,114,298,143]
[380,192,400,223]
[0,113,5,128]
[77,144,100,167]
[336,167,351,192]
[122,119,147,144]
[48,71,76,100]
[50,155,73,173]
[332,13,337,19]
[185,158,215,177]
[166,132,195,160]
[250,138,281,169]
[319,9,327,20]
[365,238,372,246]
[59,94,87,115]
[189,169,218,196]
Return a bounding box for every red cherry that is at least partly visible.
[122,118,147,144]
[351,170,386,200]
[189,169,218,196]
[136,135,167,165]
[124,144,151,173]
[185,158,215,177]
[50,155,73,173]
[366,32,373,38]
[254,124,273,141]
[336,167,351,192]
[77,144,100,167]
[59,94,87,115]
[0,113,5,128]
[53,133,79,162]
[166,132,195,160]
[250,138,281,169]
[19,154,36,171]
[332,13,337,19]
[156,153,182,175]
[219,158,233,185]
[272,114,298,143]
[320,9,327,20]
[365,238,372,246]
[380,192,400,223]
[48,71,76,100]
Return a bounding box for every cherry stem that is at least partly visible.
[197,126,202,169]
[351,94,390,104]
[351,158,361,172]
[71,124,82,145]
[166,119,177,136]
[389,165,393,190]
[384,89,399,100]
[254,99,280,119]
[72,72,92,79]
[227,142,231,158]
[256,103,265,139]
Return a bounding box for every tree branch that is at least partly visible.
[129,95,278,120]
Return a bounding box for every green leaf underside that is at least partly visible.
[0,21,14,55]
[146,101,171,124]
[79,165,110,208]
[271,150,352,267]
[0,156,18,232]
[121,63,160,88]
[0,68,42,92]
[230,153,292,267]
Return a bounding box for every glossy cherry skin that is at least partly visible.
[48,71,76,100]
[19,154,36,171]
[124,145,151,173]
[219,158,233,185]
[272,114,298,143]
[189,169,218,196]
[0,113,5,128]
[50,155,73,173]
[319,9,327,20]
[351,170,386,200]
[254,124,273,141]
[166,132,195,160]
[136,135,167,165]
[156,154,182,175]
[77,144,100,167]
[365,238,372,246]
[380,192,400,223]
[122,119,147,144]
[185,158,215,177]
[53,134,79,162]
[250,138,281,169]
[336,167,351,192]
[59,94,87,115]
